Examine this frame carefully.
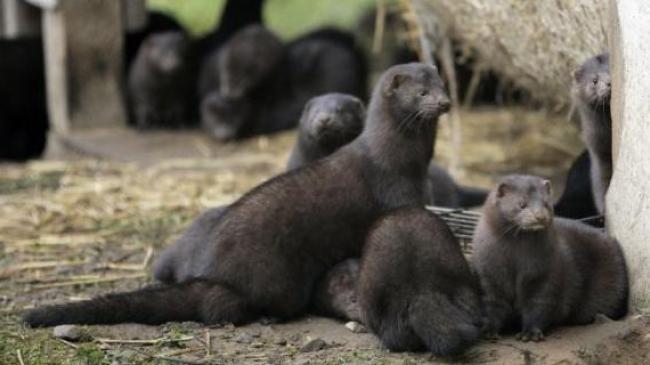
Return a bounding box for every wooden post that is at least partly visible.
[122,0,146,32]
[41,0,126,133]
[1,0,41,38]
[607,0,650,312]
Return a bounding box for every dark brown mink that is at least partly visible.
[198,24,284,100]
[472,175,628,342]
[23,62,450,327]
[287,93,366,170]
[0,36,48,161]
[127,32,197,129]
[193,0,265,62]
[553,150,601,225]
[156,93,366,321]
[359,207,481,357]
[572,53,612,214]
[426,163,488,208]
[310,258,362,322]
[201,27,368,141]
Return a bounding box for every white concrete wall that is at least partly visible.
[607,0,650,312]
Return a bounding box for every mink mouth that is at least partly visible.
[516,221,550,231]
[521,224,547,231]
[420,102,450,118]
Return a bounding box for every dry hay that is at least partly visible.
[407,0,609,107]
[0,109,582,313]
[0,156,284,314]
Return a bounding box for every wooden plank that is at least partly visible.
[1,0,41,38]
[42,0,126,133]
[121,0,146,32]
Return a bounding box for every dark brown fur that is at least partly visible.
[473,175,628,341]
[23,63,450,327]
[201,27,367,141]
[198,25,284,100]
[359,207,481,356]
[127,32,196,129]
[311,259,362,322]
[287,93,365,170]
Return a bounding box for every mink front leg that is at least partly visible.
[517,276,558,342]
[480,275,513,339]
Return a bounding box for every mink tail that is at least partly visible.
[409,288,481,357]
[23,280,254,327]
[456,186,489,208]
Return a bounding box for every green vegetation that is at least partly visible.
[148,0,378,39]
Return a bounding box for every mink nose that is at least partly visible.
[314,112,334,127]
[534,210,549,223]
[437,97,451,112]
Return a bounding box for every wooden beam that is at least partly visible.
[1,0,41,39]
[121,0,146,32]
[42,0,126,133]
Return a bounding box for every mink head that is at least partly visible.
[379,62,451,133]
[218,25,284,99]
[143,32,189,73]
[200,92,251,141]
[299,93,366,150]
[492,175,554,232]
[573,53,610,107]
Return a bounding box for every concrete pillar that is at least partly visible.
[42,0,126,133]
[607,0,650,312]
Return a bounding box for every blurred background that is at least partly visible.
[149,0,377,39]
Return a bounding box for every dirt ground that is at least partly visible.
[2,107,649,364]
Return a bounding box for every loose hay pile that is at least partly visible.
[407,0,609,107]
[0,158,282,314]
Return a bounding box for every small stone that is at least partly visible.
[275,338,287,346]
[289,333,302,343]
[618,327,639,340]
[251,341,264,348]
[260,317,280,326]
[293,359,310,365]
[345,321,367,333]
[299,337,327,352]
[235,333,254,344]
[594,314,614,324]
[223,323,235,331]
[643,333,650,343]
[53,325,88,342]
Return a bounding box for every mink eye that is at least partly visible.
[518,201,527,209]
[419,90,429,96]
[592,78,598,85]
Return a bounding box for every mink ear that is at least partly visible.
[300,99,315,123]
[496,183,509,198]
[383,73,410,95]
[573,69,583,82]
[542,180,552,195]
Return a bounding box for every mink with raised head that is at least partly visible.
[23,63,450,327]
[572,53,612,214]
[473,175,628,342]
